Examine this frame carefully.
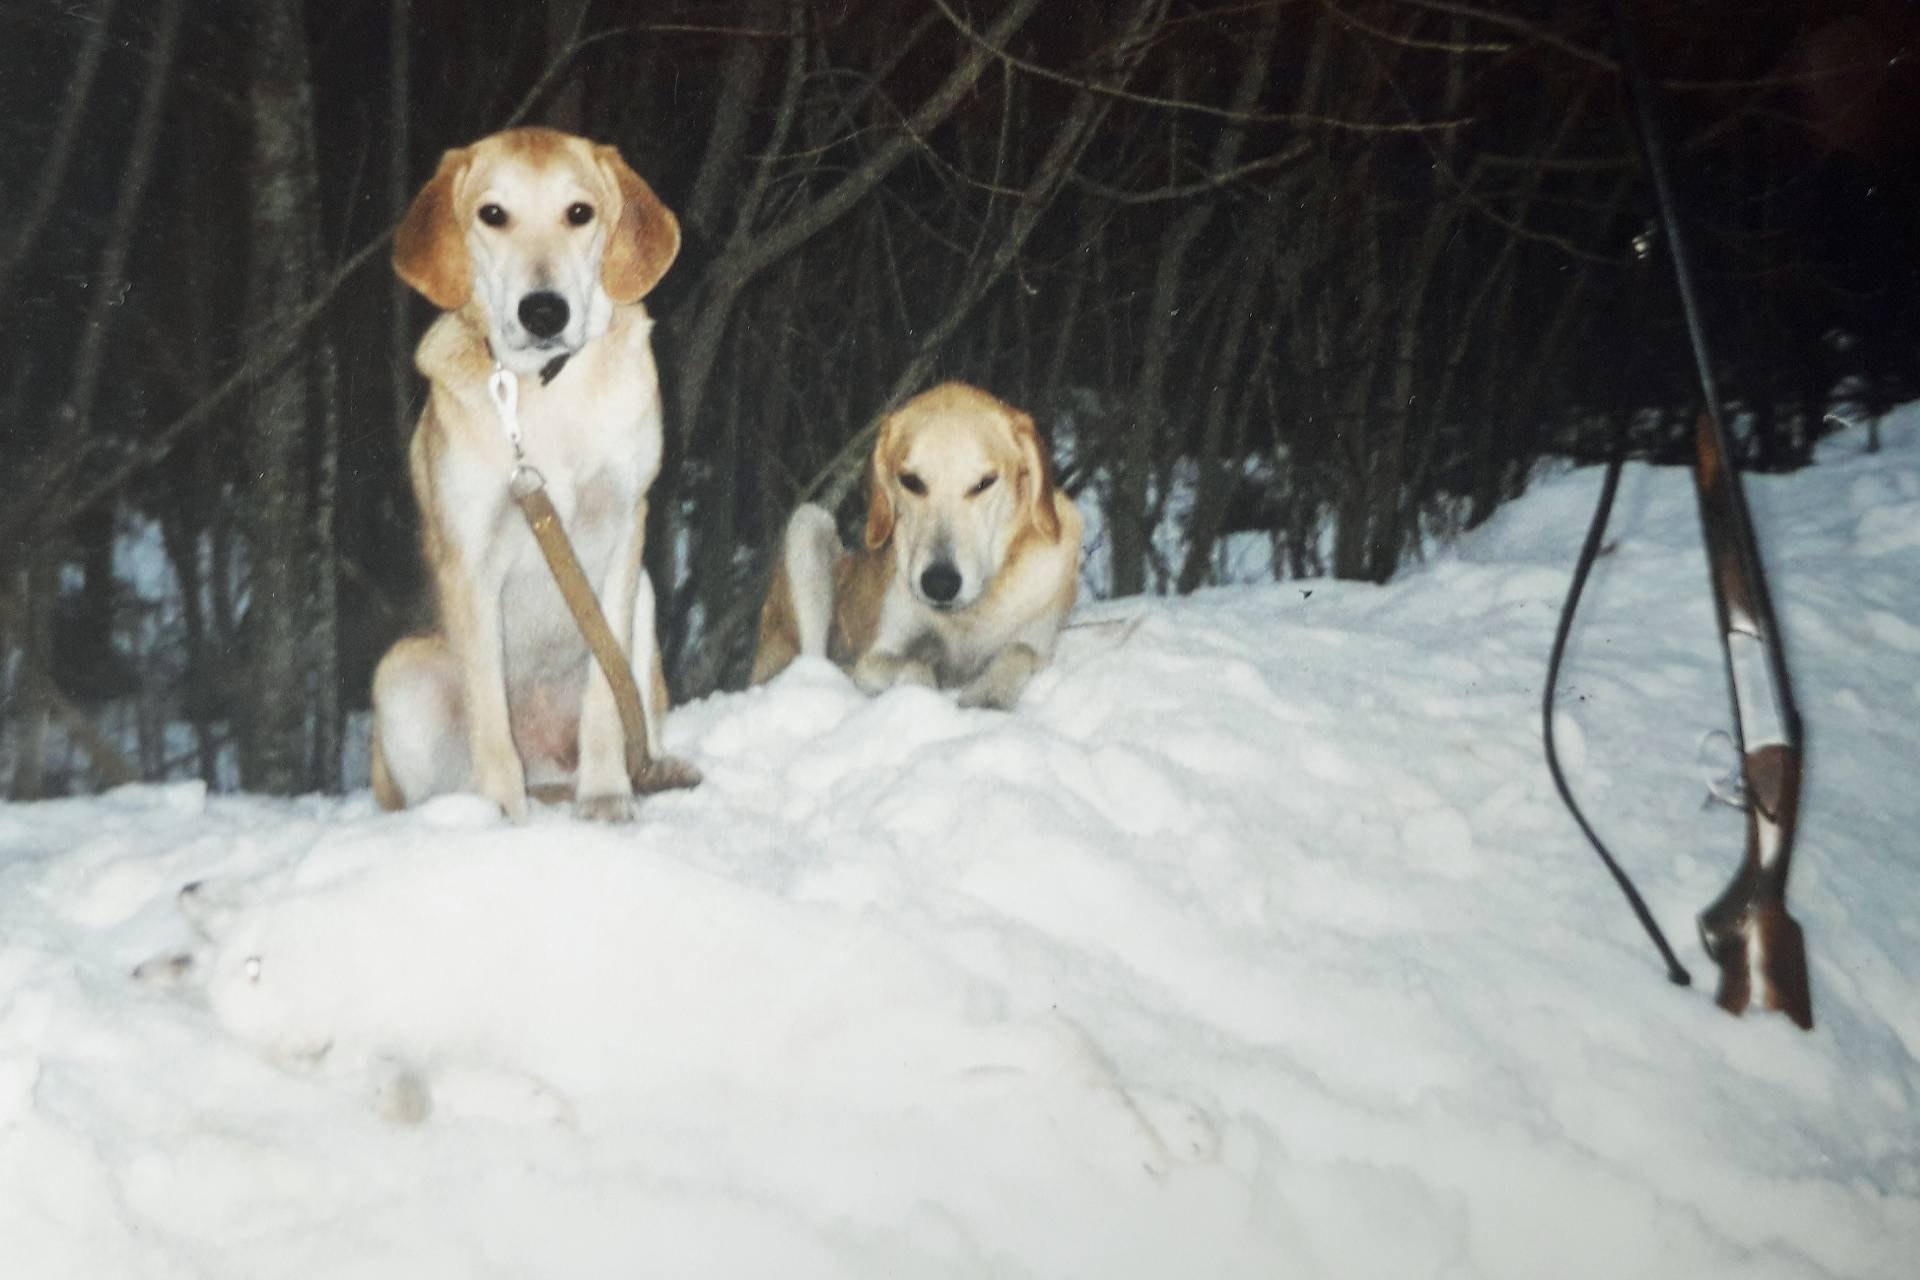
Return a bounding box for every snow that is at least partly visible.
[5,410,1920,1277]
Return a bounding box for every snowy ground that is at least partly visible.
[4,411,1919,1278]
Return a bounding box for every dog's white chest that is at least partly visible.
[520,358,662,491]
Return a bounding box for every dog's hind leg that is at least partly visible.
[370,635,470,809]
[750,504,841,684]
[782,504,840,658]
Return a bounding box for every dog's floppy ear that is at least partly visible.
[596,145,681,304]
[864,417,899,551]
[393,146,473,311]
[1012,411,1062,542]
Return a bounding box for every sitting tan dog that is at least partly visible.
[752,382,1083,709]
[370,127,696,823]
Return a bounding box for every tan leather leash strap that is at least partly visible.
[488,364,655,785]
[508,469,655,782]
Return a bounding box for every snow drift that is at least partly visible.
[3,409,1919,1277]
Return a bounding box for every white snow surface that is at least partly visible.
[5,412,1920,1278]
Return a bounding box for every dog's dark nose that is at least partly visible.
[920,563,962,605]
[518,291,569,340]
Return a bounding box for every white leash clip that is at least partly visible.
[488,363,524,460]
[488,363,545,497]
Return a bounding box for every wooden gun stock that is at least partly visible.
[1689,414,1812,1029]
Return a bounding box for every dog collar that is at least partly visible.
[480,337,573,389]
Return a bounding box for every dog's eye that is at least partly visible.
[477,203,509,228]
[899,472,927,496]
[967,473,998,497]
[566,202,595,227]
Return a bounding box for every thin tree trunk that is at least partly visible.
[6,562,55,800]
[1040,195,1096,411]
[0,0,121,295]
[389,0,413,449]
[1177,197,1285,593]
[160,504,219,784]
[242,0,323,794]
[208,480,238,754]
[683,0,773,238]
[1329,230,1383,581]
[57,0,184,452]
[308,340,343,791]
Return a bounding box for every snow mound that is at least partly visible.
[4,409,1920,1276]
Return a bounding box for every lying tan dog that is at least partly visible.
[751,382,1083,709]
[370,127,696,823]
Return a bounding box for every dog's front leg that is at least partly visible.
[442,566,528,822]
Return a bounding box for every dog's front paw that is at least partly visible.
[957,675,1020,711]
[574,792,637,824]
[632,754,703,795]
[896,658,938,690]
[854,652,937,696]
[958,645,1040,710]
[477,759,530,823]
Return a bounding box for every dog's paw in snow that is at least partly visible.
[574,792,635,824]
[632,754,703,795]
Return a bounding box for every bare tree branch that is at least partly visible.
[931,0,1472,134]
[1316,0,1511,55]
[1071,140,1312,204]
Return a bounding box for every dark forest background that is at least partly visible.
[2,0,1917,797]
